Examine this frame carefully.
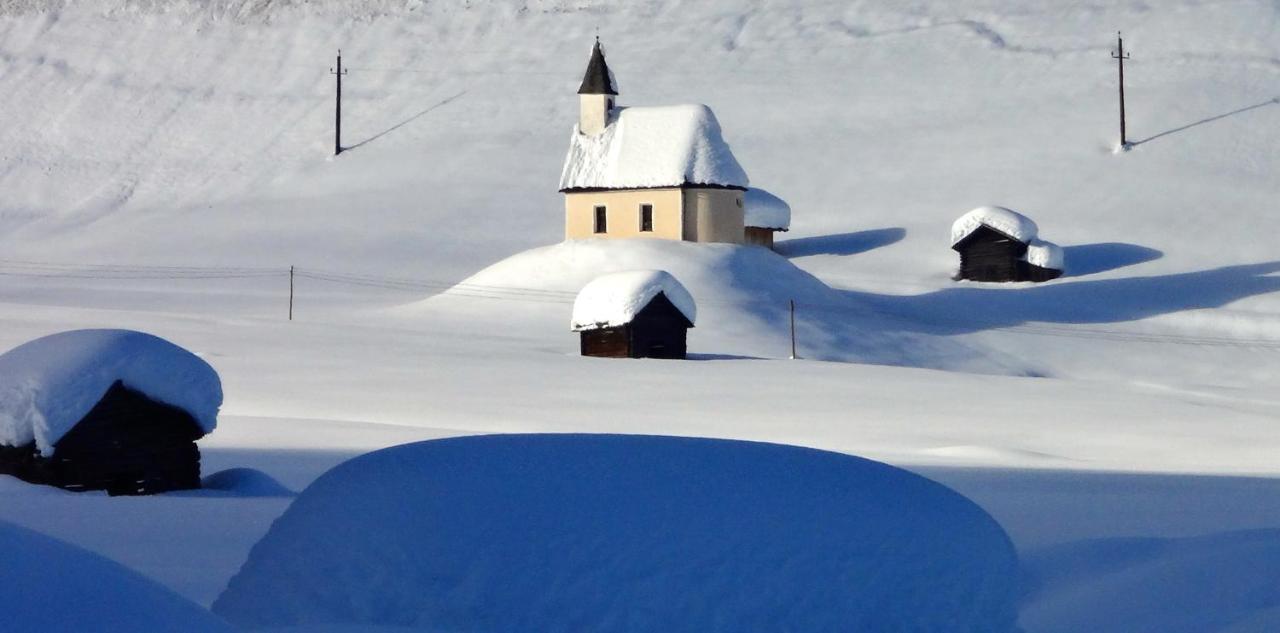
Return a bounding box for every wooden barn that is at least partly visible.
[743,188,792,250]
[0,329,222,496]
[571,270,696,359]
[950,206,1064,282]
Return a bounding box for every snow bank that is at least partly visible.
[0,329,221,456]
[200,468,295,497]
[1025,238,1065,271]
[0,519,234,632]
[744,187,791,230]
[559,104,750,191]
[213,434,1020,631]
[571,269,696,331]
[1021,529,1280,632]
[951,206,1039,246]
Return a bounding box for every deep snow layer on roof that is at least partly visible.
[1025,238,1065,271]
[0,519,234,633]
[213,434,1020,631]
[744,187,791,230]
[571,269,696,331]
[951,206,1039,246]
[559,104,749,191]
[0,329,221,456]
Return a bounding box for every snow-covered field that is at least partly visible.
[0,0,1278,630]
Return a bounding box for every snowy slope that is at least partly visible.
[0,1,1277,632]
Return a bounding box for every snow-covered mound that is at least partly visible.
[744,187,791,230]
[571,269,696,331]
[213,434,1020,631]
[1026,238,1065,271]
[0,519,234,633]
[425,239,1013,372]
[200,468,294,497]
[951,206,1039,246]
[559,104,749,191]
[1021,529,1280,633]
[0,329,221,456]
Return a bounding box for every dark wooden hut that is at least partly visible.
[572,270,697,359]
[951,207,1063,282]
[0,380,206,495]
[0,329,220,496]
[579,292,693,359]
[744,188,791,251]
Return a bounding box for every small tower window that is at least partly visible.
[640,204,653,232]
[594,205,607,234]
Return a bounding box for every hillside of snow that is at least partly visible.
[0,0,1277,631]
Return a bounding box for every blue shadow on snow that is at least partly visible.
[1062,242,1163,277]
[776,228,906,258]
[854,261,1280,335]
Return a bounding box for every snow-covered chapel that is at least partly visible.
[559,40,755,244]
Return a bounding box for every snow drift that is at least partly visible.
[0,329,222,456]
[1021,529,1280,633]
[427,239,1013,372]
[571,269,696,330]
[213,434,1020,631]
[0,518,234,633]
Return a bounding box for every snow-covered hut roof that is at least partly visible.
[0,329,222,456]
[559,104,749,192]
[744,188,791,230]
[1024,238,1065,271]
[571,270,696,332]
[951,206,1039,247]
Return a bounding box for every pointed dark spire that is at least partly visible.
[577,38,618,96]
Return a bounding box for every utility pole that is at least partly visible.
[288,265,295,321]
[1111,32,1132,147]
[789,299,797,360]
[330,50,349,156]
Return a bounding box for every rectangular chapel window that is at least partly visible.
[594,206,607,234]
[640,204,653,232]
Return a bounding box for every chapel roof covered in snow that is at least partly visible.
[0,329,222,456]
[744,188,791,230]
[950,206,1039,248]
[571,270,696,331]
[559,104,749,192]
[577,40,617,96]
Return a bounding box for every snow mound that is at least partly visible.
[951,206,1039,246]
[744,187,791,230]
[571,269,696,331]
[1022,529,1280,633]
[559,104,749,191]
[0,329,222,456]
[0,519,234,632]
[200,468,295,497]
[1025,238,1065,271]
[213,434,1020,631]
[420,239,1013,373]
